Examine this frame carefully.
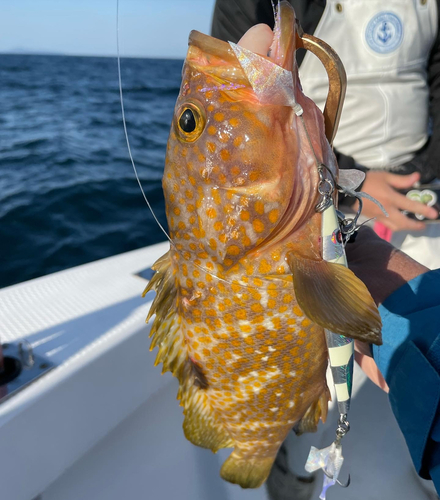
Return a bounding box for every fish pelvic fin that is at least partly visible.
[220,450,274,489]
[145,251,233,453]
[295,386,331,435]
[180,361,234,452]
[287,253,382,345]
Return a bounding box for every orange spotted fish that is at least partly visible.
[144,1,381,489]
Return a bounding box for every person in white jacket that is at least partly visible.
[212,0,440,269]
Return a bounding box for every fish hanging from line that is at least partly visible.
[143,1,382,489]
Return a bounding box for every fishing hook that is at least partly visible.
[323,470,351,488]
[336,196,364,244]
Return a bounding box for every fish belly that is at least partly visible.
[179,260,328,484]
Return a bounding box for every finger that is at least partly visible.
[386,171,420,189]
[393,192,439,219]
[238,24,273,55]
[386,207,426,231]
[354,352,389,392]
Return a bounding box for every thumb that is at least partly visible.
[238,24,273,55]
[386,171,420,189]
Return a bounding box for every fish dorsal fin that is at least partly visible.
[287,253,382,345]
[145,251,233,453]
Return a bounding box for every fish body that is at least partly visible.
[145,2,381,489]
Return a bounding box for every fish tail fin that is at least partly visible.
[220,450,274,488]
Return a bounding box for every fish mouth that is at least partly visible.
[237,1,297,69]
[186,2,322,254]
[186,31,252,90]
[269,1,297,71]
[236,2,320,253]
[187,2,298,87]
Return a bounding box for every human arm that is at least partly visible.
[346,227,427,389]
[346,228,440,492]
[345,227,427,313]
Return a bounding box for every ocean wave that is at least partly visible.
[0,54,177,288]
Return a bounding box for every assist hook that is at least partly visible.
[323,470,351,488]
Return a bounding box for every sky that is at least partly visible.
[0,0,217,58]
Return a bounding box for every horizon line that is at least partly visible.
[0,50,185,61]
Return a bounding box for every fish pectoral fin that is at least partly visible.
[287,253,382,345]
[294,386,330,435]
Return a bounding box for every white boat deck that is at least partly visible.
[0,243,437,500]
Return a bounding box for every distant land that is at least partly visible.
[3,47,67,56]
[0,48,182,60]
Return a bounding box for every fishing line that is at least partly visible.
[115,15,252,286]
[116,0,174,246]
[115,1,268,289]
[115,2,262,289]
[115,1,296,291]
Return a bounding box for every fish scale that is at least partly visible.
[144,1,381,490]
[172,254,329,471]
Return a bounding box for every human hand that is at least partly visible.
[237,23,273,53]
[345,227,428,391]
[355,171,438,231]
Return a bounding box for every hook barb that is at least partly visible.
[323,470,351,488]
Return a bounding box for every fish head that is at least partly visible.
[163,1,336,268]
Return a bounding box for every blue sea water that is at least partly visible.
[0,54,182,289]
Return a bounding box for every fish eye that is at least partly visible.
[175,101,205,142]
[179,109,196,133]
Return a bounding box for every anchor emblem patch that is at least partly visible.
[366,12,403,54]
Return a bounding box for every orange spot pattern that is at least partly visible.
[159,58,327,460]
[169,250,327,458]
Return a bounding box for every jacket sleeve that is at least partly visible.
[402,3,440,183]
[373,269,440,494]
[211,0,274,43]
